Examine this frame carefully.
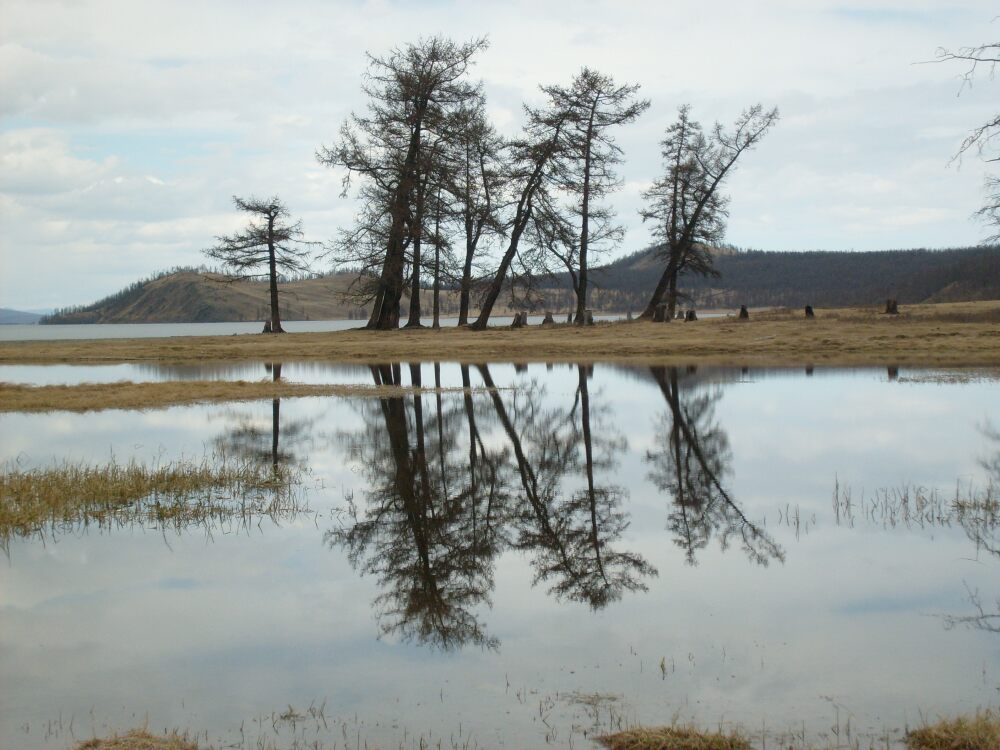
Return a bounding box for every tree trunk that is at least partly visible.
[369,116,423,330]
[640,252,676,319]
[575,109,596,325]
[405,177,425,328]
[432,189,442,329]
[266,215,285,333]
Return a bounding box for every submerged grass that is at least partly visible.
[599,712,1000,750]
[75,730,199,750]
[906,710,1000,750]
[0,380,465,413]
[598,726,752,750]
[0,453,305,546]
[2,300,999,367]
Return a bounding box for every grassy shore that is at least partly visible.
[0,380,467,413]
[2,301,999,368]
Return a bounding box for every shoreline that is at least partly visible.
[0,301,997,368]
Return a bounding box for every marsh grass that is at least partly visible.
[906,710,1000,750]
[598,726,752,750]
[0,453,306,547]
[832,480,998,534]
[75,730,199,749]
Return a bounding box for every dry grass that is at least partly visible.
[0,454,304,545]
[3,300,999,367]
[906,710,1000,750]
[0,380,465,413]
[75,730,199,750]
[598,726,752,750]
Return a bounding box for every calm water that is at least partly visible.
[1,363,998,749]
[0,315,633,342]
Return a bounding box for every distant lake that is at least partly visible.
[0,315,633,342]
[1,362,997,750]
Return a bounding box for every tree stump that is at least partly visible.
[261,320,272,333]
[685,309,698,322]
[626,310,633,321]
[738,305,749,320]
[653,305,666,322]
[510,312,524,328]
[567,312,573,324]
[885,299,899,315]
[887,365,899,381]
[584,310,595,326]
[542,311,555,325]
[805,305,815,318]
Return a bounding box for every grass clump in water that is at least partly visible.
[75,730,199,749]
[0,453,305,546]
[599,726,751,750]
[906,711,1000,750]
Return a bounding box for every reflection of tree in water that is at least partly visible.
[327,364,503,650]
[480,364,656,608]
[213,363,314,471]
[948,422,1000,634]
[329,363,658,648]
[645,366,784,566]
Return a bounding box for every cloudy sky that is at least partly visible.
[1,0,997,311]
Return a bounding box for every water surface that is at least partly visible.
[1,364,997,749]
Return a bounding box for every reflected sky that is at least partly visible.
[1,364,998,749]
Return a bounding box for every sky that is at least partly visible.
[1,0,998,311]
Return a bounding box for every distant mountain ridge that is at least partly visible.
[40,245,1000,324]
[0,308,43,325]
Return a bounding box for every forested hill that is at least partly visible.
[585,245,1000,310]
[40,245,1000,324]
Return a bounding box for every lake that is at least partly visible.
[1,362,997,749]
[0,315,634,342]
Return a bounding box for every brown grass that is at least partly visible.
[906,710,1000,750]
[3,300,1000,367]
[75,730,198,750]
[0,380,465,413]
[598,726,752,750]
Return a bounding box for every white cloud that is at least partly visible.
[1,0,999,309]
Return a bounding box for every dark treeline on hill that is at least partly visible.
[576,244,1000,310]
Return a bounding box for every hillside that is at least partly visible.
[0,308,43,325]
[43,272,372,324]
[584,244,1000,310]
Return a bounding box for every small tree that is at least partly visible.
[206,196,312,333]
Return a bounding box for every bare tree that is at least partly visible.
[640,105,778,318]
[544,69,649,324]
[318,36,488,329]
[205,196,312,333]
[937,40,1000,239]
[443,100,506,325]
[469,104,569,329]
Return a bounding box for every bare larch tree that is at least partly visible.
[545,69,649,324]
[205,196,312,333]
[318,36,488,329]
[937,40,1000,239]
[640,105,778,319]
